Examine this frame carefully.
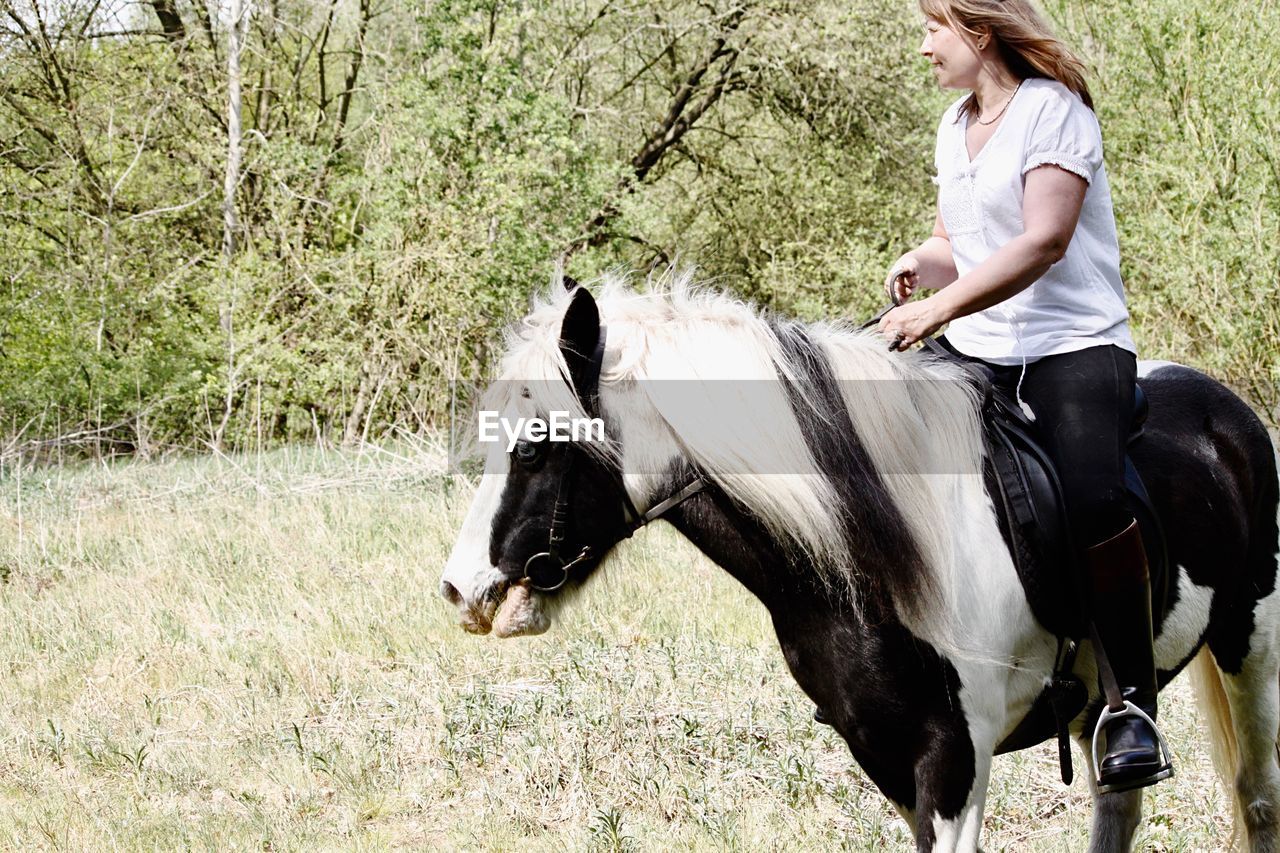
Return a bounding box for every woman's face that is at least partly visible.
[919,17,984,90]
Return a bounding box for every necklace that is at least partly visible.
[974,80,1023,126]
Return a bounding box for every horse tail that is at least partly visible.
[1188,644,1245,848]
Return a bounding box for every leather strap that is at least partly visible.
[635,478,707,527]
[1090,622,1128,712]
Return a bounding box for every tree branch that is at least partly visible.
[148,0,186,42]
[565,8,748,257]
[331,0,371,154]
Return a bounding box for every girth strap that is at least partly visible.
[1048,637,1086,785]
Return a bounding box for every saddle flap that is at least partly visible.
[984,401,1083,639]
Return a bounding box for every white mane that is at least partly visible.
[496,271,988,613]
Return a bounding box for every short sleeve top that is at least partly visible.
[934,77,1135,365]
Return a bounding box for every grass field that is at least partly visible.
[0,444,1233,850]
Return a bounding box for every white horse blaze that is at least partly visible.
[441,467,552,637]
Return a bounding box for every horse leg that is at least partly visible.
[1208,616,1280,852]
[913,738,993,853]
[1076,733,1144,853]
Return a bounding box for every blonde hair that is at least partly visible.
[918,0,1093,118]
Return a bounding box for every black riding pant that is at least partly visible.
[945,342,1138,548]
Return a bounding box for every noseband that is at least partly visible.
[522,325,708,592]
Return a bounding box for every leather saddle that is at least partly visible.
[978,377,1170,640]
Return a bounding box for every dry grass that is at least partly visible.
[0,444,1232,850]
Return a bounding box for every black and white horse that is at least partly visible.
[440,276,1280,852]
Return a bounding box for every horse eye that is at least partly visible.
[513,440,543,466]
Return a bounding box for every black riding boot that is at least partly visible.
[1087,519,1173,793]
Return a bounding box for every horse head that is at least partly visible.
[439,284,657,637]
[439,274,904,637]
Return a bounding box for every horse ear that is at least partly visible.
[529,276,581,312]
[559,287,600,398]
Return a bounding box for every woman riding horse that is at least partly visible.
[876,0,1168,792]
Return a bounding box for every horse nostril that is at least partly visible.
[439,580,463,606]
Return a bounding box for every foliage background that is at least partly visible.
[1,0,1277,453]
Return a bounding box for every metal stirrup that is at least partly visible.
[1090,700,1175,793]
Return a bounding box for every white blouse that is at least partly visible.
[934,77,1136,365]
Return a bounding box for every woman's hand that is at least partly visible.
[884,253,921,304]
[878,297,950,351]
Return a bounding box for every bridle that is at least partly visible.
[521,324,709,593]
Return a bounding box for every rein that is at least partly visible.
[859,301,898,332]
[861,293,952,360]
[860,286,913,352]
[522,325,708,593]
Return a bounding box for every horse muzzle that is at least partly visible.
[438,574,551,638]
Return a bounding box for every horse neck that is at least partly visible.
[664,488,868,626]
[662,483,922,728]
[660,464,1021,669]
